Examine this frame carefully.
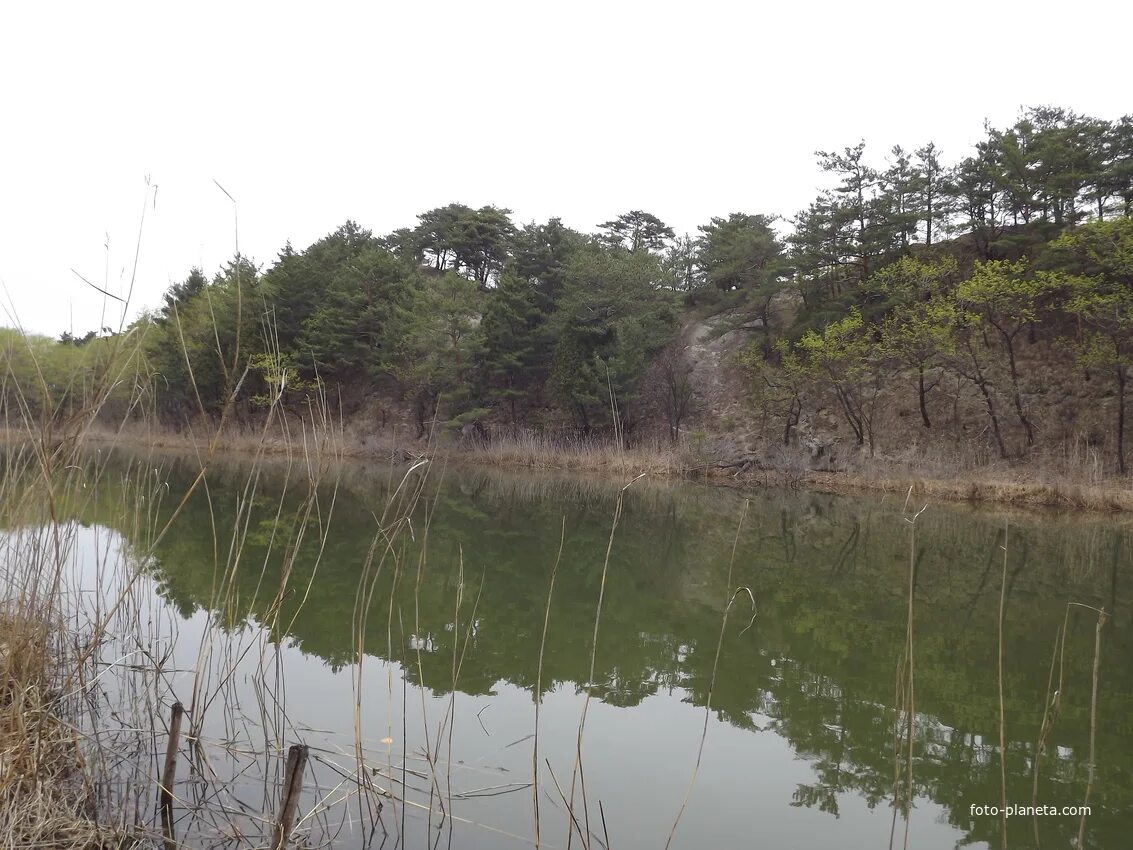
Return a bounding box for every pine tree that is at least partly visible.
[480,271,545,426]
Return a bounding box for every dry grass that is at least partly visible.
[705,428,1133,513]
[77,416,356,459]
[455,429,695,475]
[802,466,1133,512]
[0,437,146,850]
[11,418,1132,514]
[0,611,136,850]
[43,421,697,477]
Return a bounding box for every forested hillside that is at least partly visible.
[6,106,1133,476]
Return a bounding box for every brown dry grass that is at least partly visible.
[51,422,698,477]
[0,612,136,850]
[9,418,1131,514]
[456,430,695,476]
[799,469,1133,513]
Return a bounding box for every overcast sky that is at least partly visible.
[2,0,1130,336]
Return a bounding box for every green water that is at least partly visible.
[75,453,1133,848]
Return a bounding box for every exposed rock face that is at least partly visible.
[679,301,854,472]
[682,314,756,436]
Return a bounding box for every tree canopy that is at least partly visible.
[7,104,1132,465]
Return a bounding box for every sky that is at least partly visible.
[1,0,1130,336]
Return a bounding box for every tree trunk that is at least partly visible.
[926,194,933,247]
[918,365,932,428]
[835,384,864,446]
[978,381,1008,460]
[964,339,1008,459]
[783,396,801,446]
[1117,364,1127,474]
[576,403,590,437]
[997,325,1034,447]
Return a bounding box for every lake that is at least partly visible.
[50,450,1133,848]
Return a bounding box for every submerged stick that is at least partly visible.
[997,523,1008,850]
[1078,607,1107,850]
[1032,616,1065,849]
[159,701,184,850]
[534,516,567,849]
[273,744,309,850]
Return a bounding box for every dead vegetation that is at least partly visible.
[0,597,139,850]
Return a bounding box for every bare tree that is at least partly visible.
[652,343,694,443]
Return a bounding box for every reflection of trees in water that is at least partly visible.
[75,453,1133,849]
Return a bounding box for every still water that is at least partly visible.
[65,452,1133,848]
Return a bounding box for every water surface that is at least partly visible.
[62,453,1133,848]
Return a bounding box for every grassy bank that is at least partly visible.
[800,469,1133,513]
[49,419,1133,514]
[458,433,1133,512]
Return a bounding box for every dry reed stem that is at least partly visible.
[997,523,1009,850]
[664,500,751,850]
[1077,605,1106,850]
[532,517,567,849]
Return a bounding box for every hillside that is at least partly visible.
[2,105,1132,508]
[678,294,1128,494]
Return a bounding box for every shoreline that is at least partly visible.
[48,426,1133,516]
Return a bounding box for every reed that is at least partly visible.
[0,193,464,848]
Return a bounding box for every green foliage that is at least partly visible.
[144,255,266,420]
[394,271,485,433]
[1043,218,1133,470]
[414,204,516,286]
[814,142,887,282]
[15,106,1132,455]
[1038,215,1133,283]
[415,203,472,271]
[662,233,700,292]
[547,327,602,430]
[1,324,144,430]
[596,210,675,254]
[246,351,316,409]
[449,205,516,287]
[867,255,959,305]
[957,260,1063,447]
[554,241,676,327]
[158,267,208,323]
[697,213,784,293]
[914,142,951,247]
[795,310,884,452]
[955,260,1049,327]
[262,222,378,355]
[512,217,586,311]
[479,270,546,424]
[880,289,959,374]
[548,243,678,431]
[739,338,807,446]
[879,145,920,252]
[298,246,415,386]
[695,212,789,354]
[879,279,959,429]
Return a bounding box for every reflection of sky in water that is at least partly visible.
[8,519,977,849]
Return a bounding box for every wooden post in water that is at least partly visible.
[159,701,184,850]
[272,744,309,850]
